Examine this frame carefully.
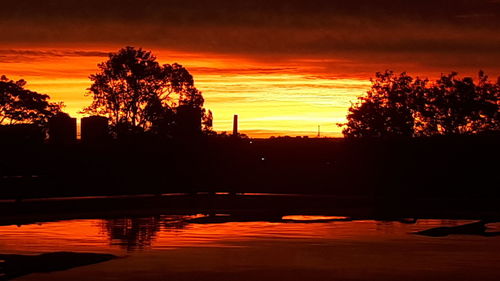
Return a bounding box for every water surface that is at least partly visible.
[1,215,500,281]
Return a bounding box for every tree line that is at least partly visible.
[0,46,213,139]
[2,46,499,140]
[342,71,500,138]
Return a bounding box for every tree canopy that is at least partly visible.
[342,71,500,138]
[0,75,62,126]
[83,46,212,137]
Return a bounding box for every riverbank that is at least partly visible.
[1,135,499,199]
[2,193,500,227]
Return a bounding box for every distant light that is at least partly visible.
[249,141,253,144]
[261,157,266,161]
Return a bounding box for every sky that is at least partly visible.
[1,0,500,137]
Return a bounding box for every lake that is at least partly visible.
[1,215,500,281]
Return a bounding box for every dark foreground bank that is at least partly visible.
[1,135,499,202]
[2,193,500,227]
[0,252,116,280]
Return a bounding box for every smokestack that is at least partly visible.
[233,114,238,136]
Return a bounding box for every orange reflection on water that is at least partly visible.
[2,217,500,281]
[0,216,482,254]
[0,220,110,255]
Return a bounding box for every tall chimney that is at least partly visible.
[233,114,238,136]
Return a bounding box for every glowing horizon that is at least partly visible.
[2,43,500,138]
[1,46,374,137]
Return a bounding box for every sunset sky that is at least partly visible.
[1,0,500,137]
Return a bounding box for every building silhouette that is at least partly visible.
[175,105,202,138]
[0,124,44,145]
[233,115,238,136]
[48,113,77,144]
[81,116,109,144]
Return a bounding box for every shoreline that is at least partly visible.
[2,193,500,226]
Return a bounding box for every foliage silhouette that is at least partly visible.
[342,71,416,138]
[422,71,500,135]
[83,46,212,138]
[342,70,500,138]
[0,75,62,126]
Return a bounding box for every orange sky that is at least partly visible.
[1,46,372,137]
[3,45,499,137]
[1,1,500,137]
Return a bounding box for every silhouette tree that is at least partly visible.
[83,46,212,137]
[413,72,500,136]
[342,71,416,138]
[0,75,62,126]
[342,71,500,138]
[473,71,500,132]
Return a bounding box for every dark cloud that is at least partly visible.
[0,49,108,63]
[1,0,500,73]
[1,0,500,26]
[0,50,108,57]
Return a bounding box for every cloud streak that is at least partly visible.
[1,0,500,74]
[0,49,109,64]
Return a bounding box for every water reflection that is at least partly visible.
[100,215,361,251]
[1,216,500,281]
[101,215,208,251]
[98,215,354,251]
[0,216,495,254]
[102,217,161,251]
[94,215,499,252]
